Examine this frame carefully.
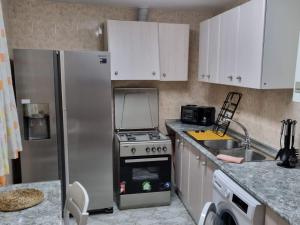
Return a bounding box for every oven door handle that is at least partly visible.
[124,157,169,163]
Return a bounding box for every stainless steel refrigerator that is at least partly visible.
[13,49,113,212]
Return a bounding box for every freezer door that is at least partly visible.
[62,51,113,211]
[13,49,60,183]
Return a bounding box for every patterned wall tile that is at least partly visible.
[4,0,300,150]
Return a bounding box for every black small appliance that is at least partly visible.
[181,105,215,126]
[275,119,298,168]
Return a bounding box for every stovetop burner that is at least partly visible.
[118,131,167,142]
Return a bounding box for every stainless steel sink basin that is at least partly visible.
[201,139,244,150]
[199,139,267,162]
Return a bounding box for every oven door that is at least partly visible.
[119,155,171,195]
[199,202,239,225]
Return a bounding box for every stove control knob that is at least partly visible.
[146,147,150,153]
[152,147,156,152]
[157,147,162,152]
[131,148,136,154]
[162,147,167,152]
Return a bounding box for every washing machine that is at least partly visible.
[199,170,265,225]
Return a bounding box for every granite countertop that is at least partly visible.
[166,119,300,225]
[0,180,62,225]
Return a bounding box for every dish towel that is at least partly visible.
[0,1,22,184]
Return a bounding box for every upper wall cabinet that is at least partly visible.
[105,20,190,81]
[106,20,160,80]
[293,33,300,102]
[199,20,209,82]
[219,7,239,86]
[199,0,300,89]
[159,23,190,81]
[199,16,220,84]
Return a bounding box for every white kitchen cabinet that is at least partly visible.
[198,20,209,81]
[199,16,221,83]
[201,160,215,206]
[175,135,183,192]
[199,0,300,89]
[265,207,289,225]
[188,144,204,222]
[174,138,216,223]
[219,7,240,86]
[180,140,190,207]
[106,20,160,80]
[159,23,190,81]
[236,0,265,88]
[207,16,221,83]
[189,148,216,222]
[293,33,300,102]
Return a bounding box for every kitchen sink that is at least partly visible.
[201,139,244,150]
[199,139,267,162]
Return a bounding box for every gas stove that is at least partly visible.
[117,131,168,142]
[115,130,172,157]
[113,88,172,209]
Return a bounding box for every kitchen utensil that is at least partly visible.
[275,119,298,168]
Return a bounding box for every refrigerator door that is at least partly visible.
[13,49,60,183]
[61,51,113,211]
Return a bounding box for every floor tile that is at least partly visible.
[86,194,195,225]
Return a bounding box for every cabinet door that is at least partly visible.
[107,20,160,80]
[159,23,190,81]
[198,20,209,81]
[219,7,240,85]
[202,160,215,207]
[265,207,289,225]
[236,0,265,88]
[208,16,221,83]
[175,136,183,191]
[188,146,204,222]
[180,140,190,207]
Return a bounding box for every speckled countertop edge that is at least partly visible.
[166,119,300,225]
[0,180,62,225]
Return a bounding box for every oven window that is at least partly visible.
[132,167,160,181]
[120,155,171,195]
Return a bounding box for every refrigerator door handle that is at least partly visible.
[60,51,70,188]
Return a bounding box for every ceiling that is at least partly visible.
[54,0,240,10]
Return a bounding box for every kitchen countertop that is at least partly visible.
[166,119,300,225]
[0,180,62,225]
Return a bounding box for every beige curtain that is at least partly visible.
[0,1,22,179]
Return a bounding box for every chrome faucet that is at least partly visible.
[224,118,251,150]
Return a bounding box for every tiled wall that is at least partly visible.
[5,0,300,150]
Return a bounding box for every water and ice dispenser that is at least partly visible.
[23,103,50,140]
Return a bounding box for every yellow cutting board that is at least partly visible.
[186,130,232,141]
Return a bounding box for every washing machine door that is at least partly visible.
[199,202,221,225]
[199,202,239,225]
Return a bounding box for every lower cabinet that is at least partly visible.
[174,134,216,222]
[180,141,190,206]
[175,135,289,225]
[265,207,289,225]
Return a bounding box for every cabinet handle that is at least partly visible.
[207,74,211,79]
[196,156,200,160]
[227,75,233,81]
[236,76,242,82]
[114,71,118,76]
[201,161,206,166]
[152,72,156,76]
[201,74,205,79]
[163,73,166,77]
